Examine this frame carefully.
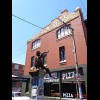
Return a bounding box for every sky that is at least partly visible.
[12,0,87,65]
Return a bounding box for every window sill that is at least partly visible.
[59,60,66,65]
[31,47,40,51]
[44,64,47,67]
[56,34,72,41]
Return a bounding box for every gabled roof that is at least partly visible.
[27,7,82,42]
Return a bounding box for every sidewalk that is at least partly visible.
[44,97,87,100]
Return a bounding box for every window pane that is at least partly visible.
[59,46,66,61]
[68,27,72,35]
[65,27,69,36]
[14,71,17,76]
[35,42,37,48]
[32,39,41,49]
[31,56,34,67]
[57,30,61,39]
[32,42,35,49]
[38,40,40,47]
[44,56,47,65]
[15,65,19,69]
[37,40,40,47]
[61,28,64,38]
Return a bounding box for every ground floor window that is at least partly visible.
[44,83,59,97]
[44,81,87,99]
[61,81,86,98]
[51,83,59,97]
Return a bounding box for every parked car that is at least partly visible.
[12,91,30,100]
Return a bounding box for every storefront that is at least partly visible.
[44,66,87,99]
[44,72,59,97]
[12,77,30,93]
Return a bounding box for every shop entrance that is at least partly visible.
[12,77,30,93]
[44,83,51,96]
[44,81,87,99]
[44,83,59,97]
[61,81,87,98]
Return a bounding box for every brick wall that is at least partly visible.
[24,9,87,75]
[12,62,24,77]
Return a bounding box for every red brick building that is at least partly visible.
[12,62,24,88]
[12,62,24,77]
[24,7,87,98]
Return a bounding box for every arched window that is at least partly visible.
[57,26,72,39]
[32,39,41,49]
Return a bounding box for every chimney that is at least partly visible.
[74,7,82,12]
[60,9,68,14]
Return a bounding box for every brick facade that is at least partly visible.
[12,62,24,77]
[24,8,87,76]
[12,62,25,87]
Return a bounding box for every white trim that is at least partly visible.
[12,75,19,77]
[59,60,66,63]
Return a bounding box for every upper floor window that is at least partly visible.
[59,46,66,63]
[57,26,72,39]
[32,39,41,49]
[14,71,18,76]
[12,82,16,87]
[31,56,35,67]
[15,65,19,69]
[44,56,47,67]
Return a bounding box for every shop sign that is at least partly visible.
[44,72,58,79]
[44,78,59,83]
[12,77,29,82]
[62,71,75,80]
[12,87,21,92]
[63,93,74,98]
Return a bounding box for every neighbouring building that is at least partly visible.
[24,7,87,99]
[12,62,24,91]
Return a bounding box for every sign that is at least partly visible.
[44,78,59,83]
[63,93,74,98]
[12,87,21,92]
[31,75,38,99]
[12,77,30,82]
[44,72,58,79]
[44,72,59,83]
[76,74,81,80]
[32,88,37,96]
[38,75,44,100]
[62,71,75,80]
[61,67,83,81]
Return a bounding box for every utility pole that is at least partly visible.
[72,30,83,100]
[57,18,83,100]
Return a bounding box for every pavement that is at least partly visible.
[44,97,87,100]
[30,97,87,100]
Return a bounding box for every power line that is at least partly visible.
[12,52,26,59]
[13,48,26,57]
[13,44,26,54]
[79,0,87,13]
[12,11,86,58]
[12,14,44,29]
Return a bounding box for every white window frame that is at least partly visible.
[31,56,35,67]
[61,28,64,38]
[59,46,66,63]
[57,26,72,39]
[32,39,41,50]
[15,65,19,69]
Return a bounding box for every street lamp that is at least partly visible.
[58,18,83,100]
[69,26,83,100]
